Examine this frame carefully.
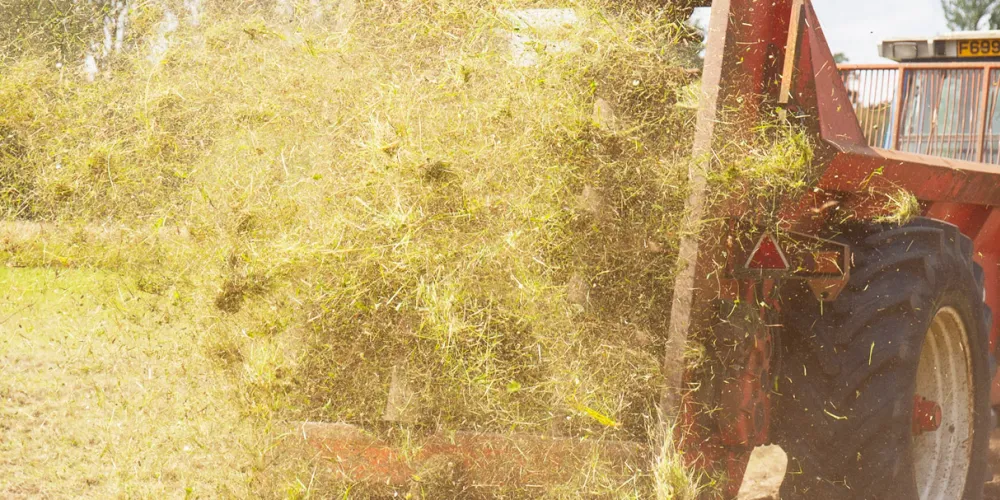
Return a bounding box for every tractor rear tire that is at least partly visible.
[775,218,993,500]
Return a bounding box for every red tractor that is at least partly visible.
[662,0,1000,498]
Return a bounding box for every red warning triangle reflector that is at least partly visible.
[746,233,789,270]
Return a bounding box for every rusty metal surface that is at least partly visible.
[716,303,774,450]
[296,422,647,488]
[666,0,797,496]
[662,0,738,427]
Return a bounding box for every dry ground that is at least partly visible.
[0,267,254,497]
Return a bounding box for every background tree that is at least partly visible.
[942,0,999,30]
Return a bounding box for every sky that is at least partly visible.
[692,1,950,64]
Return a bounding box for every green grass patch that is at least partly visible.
[0,267,256,496]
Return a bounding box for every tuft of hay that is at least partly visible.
[874,188,920,226]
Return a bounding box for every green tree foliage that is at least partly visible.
[941,0,999,30]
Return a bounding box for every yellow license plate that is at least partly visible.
[958,39,1000,57]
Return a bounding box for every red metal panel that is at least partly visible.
[924,202,991,237]
[975,250,1000,407]
[819,148,1000,206]
[984,253,1000,353]
[974,208,1000,254]
[298,422,646,487]
[787,5,867,145]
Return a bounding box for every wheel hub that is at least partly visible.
[912,306,974,500]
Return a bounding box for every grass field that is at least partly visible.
[0,267,257,497]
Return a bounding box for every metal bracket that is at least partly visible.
[730,231,851,301]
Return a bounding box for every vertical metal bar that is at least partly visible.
[892,68,906,150]
[915,71,930,154]
[953,70,968,159]
[964,71,975,160]
[966,70,979,160]
[860,70,872,142]
[869,69,880,146]
[873,69,885,146]
[966,71,972,159]
[948,70,959,156]
[993,69,998,163]
[943,70,954,157]
[913,71,923,153]
[928,70,943,155]
[888,69,895,147]
[921,71,934,153]
[990,69,998,163]
[941,70,951,157]
[888,69,898,146]
[935,70,948,156]
[881,69,891,147]
[986,68,1000,163]
[865,70,882,146]
[988,71,994,163]
[956,70,968,159]
[965,70,978,160]
[989,80,994,163]
[990,70,999,163]
[976,67,991,162]
[938,70,947,155]
[879,69,891,146]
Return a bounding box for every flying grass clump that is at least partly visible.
[875,188,921,225]
[707,118,816,227]
[0,0,707,496]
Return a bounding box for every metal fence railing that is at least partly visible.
[838,66,898,149]
[839,63,1000,164]
[984,69,1000,164]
